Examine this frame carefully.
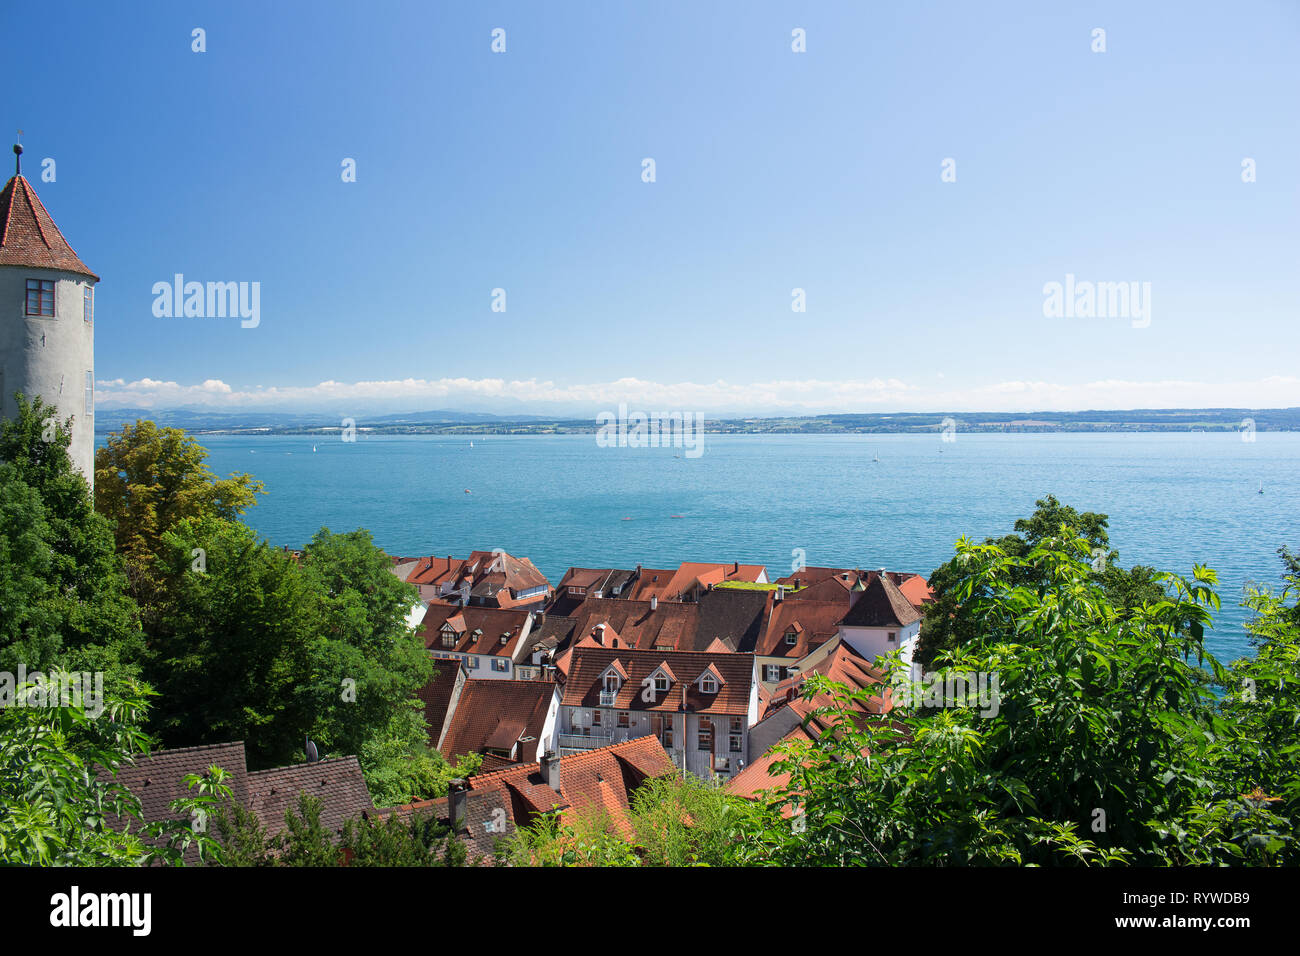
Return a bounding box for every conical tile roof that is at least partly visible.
[0,175,97,279]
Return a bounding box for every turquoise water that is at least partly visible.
[132,432,1299,663]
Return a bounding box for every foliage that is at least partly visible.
[735,533,1297,866]
[142,515,319,767]
[213,791,466,866]
[341,808,466,866]
[918,494,1165,666]
[358,708,482,808]
[94,419,263,611]
[500,808,640,867]
[293,528,431,763]
[0,673,226,866]
[0,395,142,680]
[500,772,743,866]
[278,793,340,866]
[141,516,432,775]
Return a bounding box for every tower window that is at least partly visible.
[26,279,54,317]
[84,371,93,417]
[83,286,93,323]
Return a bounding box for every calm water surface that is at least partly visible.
[130,432,1299,663]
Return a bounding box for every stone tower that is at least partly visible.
[0,143,98,490]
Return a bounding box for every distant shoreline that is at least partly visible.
[94,407,1300,437]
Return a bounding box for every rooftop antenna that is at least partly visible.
[13,130,23,176]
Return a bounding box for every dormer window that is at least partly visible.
[655,675,669,692]
[784,630,798,646]
[604,673,620,692]
[26,279,54,317]
[700,676,717,694]
[500,632,511,646]
[440,626,457,648]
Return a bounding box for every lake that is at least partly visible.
[147,431,1299,663]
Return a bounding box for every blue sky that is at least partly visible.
[7,0,1299,415]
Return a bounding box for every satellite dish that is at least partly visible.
[305,736,319,763]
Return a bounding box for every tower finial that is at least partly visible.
[13,130,22,176]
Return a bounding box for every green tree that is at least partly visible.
[358,711,482,808]
[293,528,431,764]
[143,515,317,767]
[277,793,340,866]
[918,495,1165,666]
[0,395,142,680]
[94,419,263,610]
[732,530,1300,866]
[341,808,466,866]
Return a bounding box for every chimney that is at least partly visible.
[540,751,561,792]
[793,577,801,589]
[635,564,642,579]
[448,778,468,830]
[776,585,786,602]
[650,596,658,611]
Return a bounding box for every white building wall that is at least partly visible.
[837,619,921,673]
[0,267,96,487]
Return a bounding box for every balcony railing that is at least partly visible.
[558,732,614,751]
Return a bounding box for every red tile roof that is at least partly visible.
[102,742,376,862]
[439,678,557,763]
[733,646,890,806]
[420,604,531,657]
[660,561,767,601]
[566,598,701,652]
[381,737,676,863]
[553,735,675,836]
[624,569,677,602]
[757,599,847,658]
[246,756,374,839]
[417,659,463,747]
[839,573,922,628]
[898,573,934,609]
[563,647,754,717]
[765,643,890,719]
[726,725,816,802]
[102,741,251,863]
[0,175,97,278]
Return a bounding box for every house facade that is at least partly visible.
[557,642,758,781]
